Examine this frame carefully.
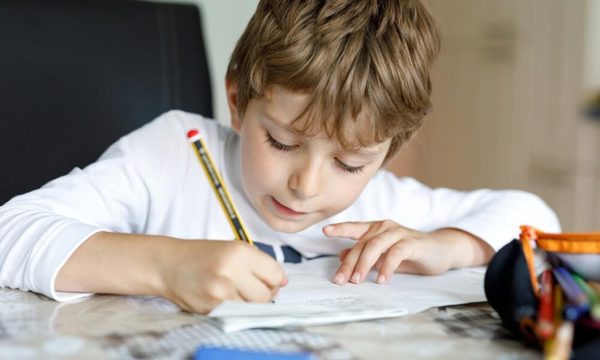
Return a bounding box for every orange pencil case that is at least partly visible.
[484,227,600,358]
[520,226,600,296]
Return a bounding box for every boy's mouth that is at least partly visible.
[270,197,307,217]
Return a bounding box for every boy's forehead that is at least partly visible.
[263,85,311,121]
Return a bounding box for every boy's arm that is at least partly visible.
[361,174,561,252]
[54,232,168,297]
[326,174,560,284]
[0,130,153,301]
[56,231,287,314]
[0,111,269,309]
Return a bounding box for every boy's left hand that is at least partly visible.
[323,220,492,285]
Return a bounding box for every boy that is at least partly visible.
[0,0,559,314]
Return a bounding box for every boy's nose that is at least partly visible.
[288,160,322,199]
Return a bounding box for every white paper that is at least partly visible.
[209,257,486,332]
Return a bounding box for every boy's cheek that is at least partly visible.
[328,177,369,203]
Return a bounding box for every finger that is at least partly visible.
[339,248,351,261]
[183,280,243,314]
[323,221,373,240]
[331,222,394,285]
[332,240,368,285]
[237,272,277,303]
[250,248,289,288]
[352,231,402,283]
[376,242,413,284]
[373,255,384,271]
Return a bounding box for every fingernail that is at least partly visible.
[351,271,361,283]
[376,274,386,284]
[324,225,334,235]
[333,272,345,284]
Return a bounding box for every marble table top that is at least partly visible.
[0,288,538,359]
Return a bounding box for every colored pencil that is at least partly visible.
[536,269,555,339]
[571,273,600,320]
[589,281,600,294]
[552,267,589,308]
[554,286,563,325]
[546,321,574,360]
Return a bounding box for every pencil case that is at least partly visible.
[484,227,600,359]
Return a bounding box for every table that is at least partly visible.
[0,288,538,359]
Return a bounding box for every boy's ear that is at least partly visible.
[226,78,242,133]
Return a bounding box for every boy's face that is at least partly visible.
[227,83,391,233]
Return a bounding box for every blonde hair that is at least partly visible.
[227,0,440,161]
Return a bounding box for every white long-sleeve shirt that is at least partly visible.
[0,110,560,301]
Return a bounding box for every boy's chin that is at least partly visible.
[263,216,316,234]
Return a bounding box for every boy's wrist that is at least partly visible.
[144,236,183,299]
[429,228,494,269]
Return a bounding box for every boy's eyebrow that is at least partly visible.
[342,144,386,158]
[348,147,382,157]
[263,112,305,136]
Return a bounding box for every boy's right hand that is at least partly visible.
[157,240,287,314]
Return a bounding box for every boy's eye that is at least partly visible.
[335,159,364,174]
[265,131,364,174]
[265,131,297,151]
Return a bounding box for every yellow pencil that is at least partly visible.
[545,285,563,360]
[554,286,563,326]
[546,321,573,360]
[187,129,253,244]
[544,337,555,360]
[589,281,600,295]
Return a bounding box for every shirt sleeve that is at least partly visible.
[358,172,561,251]
[0,114,172,301]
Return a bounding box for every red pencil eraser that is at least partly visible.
[187,129,199,138]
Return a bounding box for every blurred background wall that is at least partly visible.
[156,0,599,232]
[388,0,600,231]
[585,0,600,92]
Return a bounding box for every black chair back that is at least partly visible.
[0,0,212,204]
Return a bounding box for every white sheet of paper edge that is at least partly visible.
[209,257,486,332]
